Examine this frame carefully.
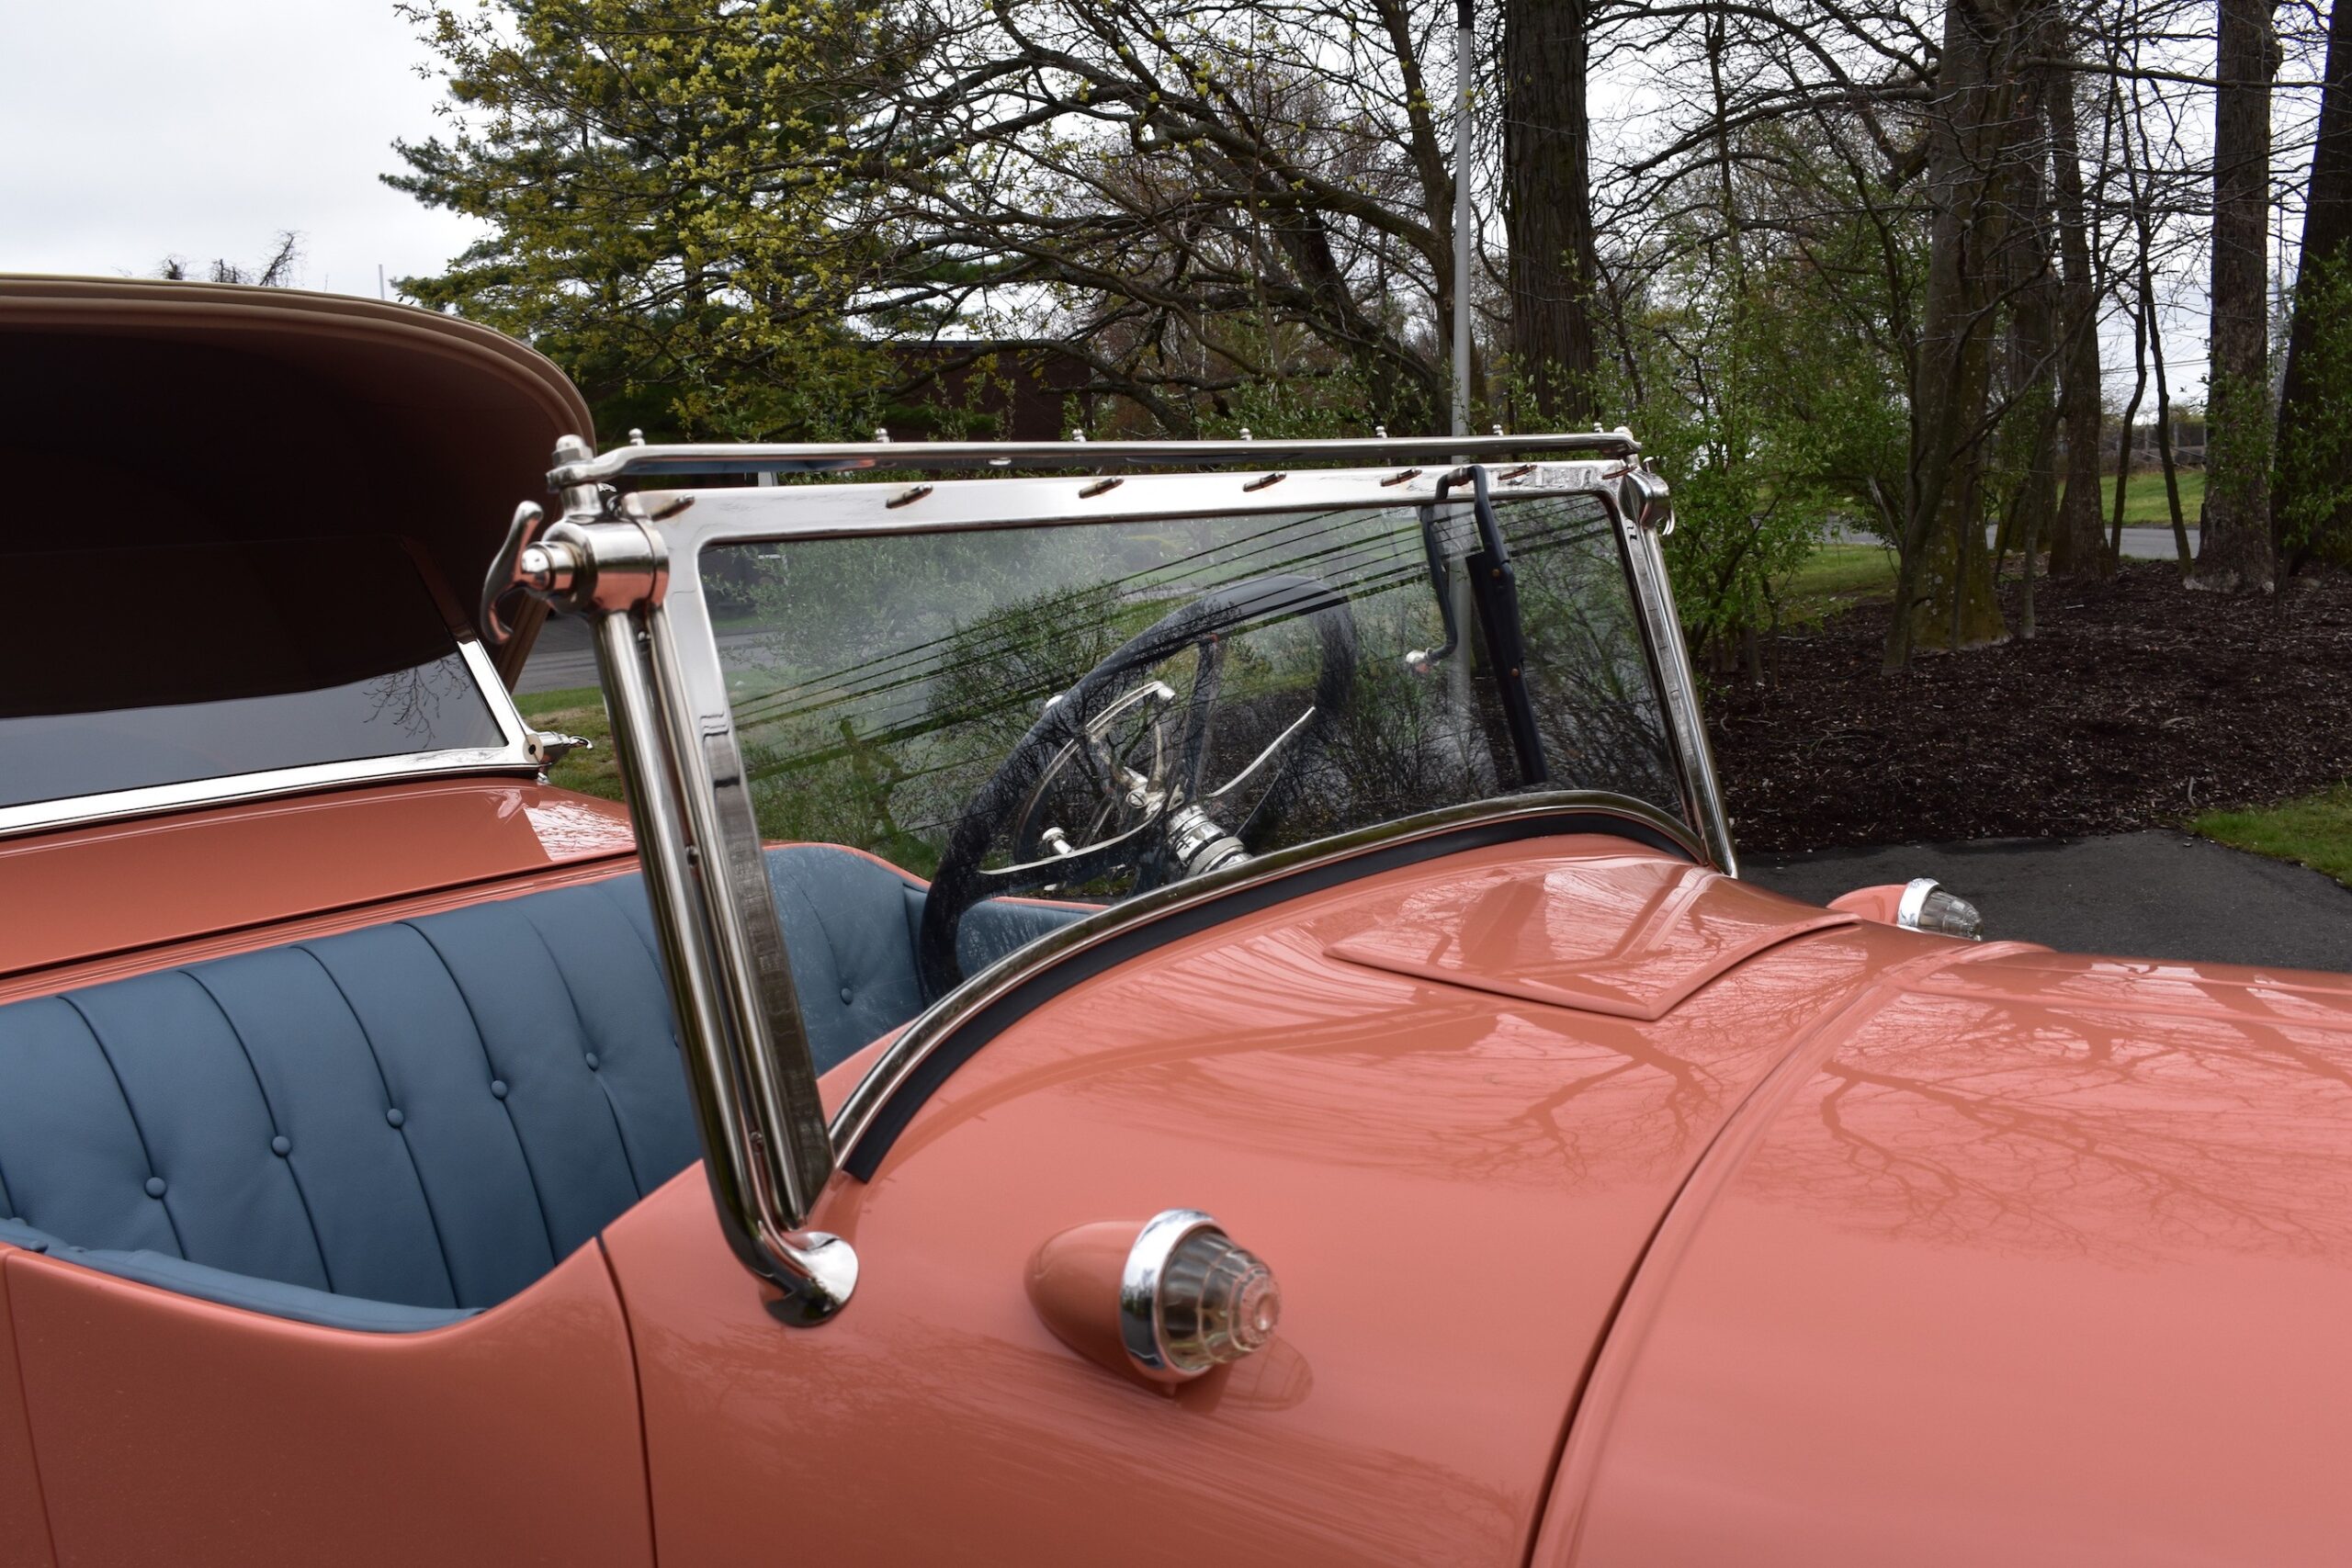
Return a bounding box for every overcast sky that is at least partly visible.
[2,0,2212,404]
[1,1,483,298]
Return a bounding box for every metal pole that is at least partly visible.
[1447,0,1478,750]
[1451,0,1475,440]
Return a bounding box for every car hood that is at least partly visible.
[0,276,592,681]
[737,834,1925,1562]
[772,831,2352,1562]
[1545,943,2352,1564]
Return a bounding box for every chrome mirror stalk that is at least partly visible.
[512,441,854,1325]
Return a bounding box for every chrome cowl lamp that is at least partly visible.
[1122,1210,1283,1380]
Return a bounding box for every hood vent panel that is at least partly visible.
[1326,854,1853,1021]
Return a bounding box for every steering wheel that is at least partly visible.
[918,573,1358,999]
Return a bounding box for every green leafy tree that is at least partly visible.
[1603,140,1910,680]
[388,0,899,441]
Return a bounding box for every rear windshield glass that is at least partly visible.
[0,536,505,810]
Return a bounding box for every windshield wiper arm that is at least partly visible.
[1407,506,1463,674]
[1431,464,1550,788]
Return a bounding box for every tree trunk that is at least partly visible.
[2008,48,2063,639]
[2148,284,2192,571]
[2109,303,2149,561]
[2275,0,2352,568]
[1503,0,1599,425]
[2116,73,2194,572]
[2045,41,2109,577]
[2194,0,2279,592]
[1885,0,2023,669]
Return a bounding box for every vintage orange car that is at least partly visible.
[3,273,2349,1567]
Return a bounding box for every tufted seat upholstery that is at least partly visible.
[0,844,1080,1330]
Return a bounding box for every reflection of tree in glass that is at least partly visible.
[708,492,1691,885]
[1503,499,1683,814]
[363,654,472,744]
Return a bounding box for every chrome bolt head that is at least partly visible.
[517,541,578,594]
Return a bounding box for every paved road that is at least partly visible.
[516,612,779,695]
[2109,525,2197,561]
[1748,832,2352,975]
[1831,525,2195,561]
[516,612,598,694]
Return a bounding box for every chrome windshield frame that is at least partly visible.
[492,433,1736,1323]
[0,637,541,840]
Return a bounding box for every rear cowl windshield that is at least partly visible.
[0,536,504,810]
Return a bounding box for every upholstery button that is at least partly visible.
[583,1053,600,1071]
[385,1107,405,1128]
[491,1079,509,1100]
[143,1177,166,1199]
[840,986,854,1005]
[271,1135,291,1157]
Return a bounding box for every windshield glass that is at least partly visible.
[699,489,1683,918]
[0,536,507,811]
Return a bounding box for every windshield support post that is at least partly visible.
[1606,467,1741,878]
[504,477,857,1325]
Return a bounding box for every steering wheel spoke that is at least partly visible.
[918,573,1359,1000]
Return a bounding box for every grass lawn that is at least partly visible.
[2196,784,2352,889]
[514,684,627,802]
[2099,468,2204,528]
[1774,542,1900,623]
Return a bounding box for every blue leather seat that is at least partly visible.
[0,845,1080,1331]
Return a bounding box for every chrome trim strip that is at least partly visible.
[0,637,539,840]
[827,789,1707,1166]
[636,461,1623,557]
[556,430,1641,486]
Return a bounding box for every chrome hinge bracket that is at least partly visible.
[485,435,672,636]
[1616,464,1675,536]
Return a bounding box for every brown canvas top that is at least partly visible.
[0,276,593,682]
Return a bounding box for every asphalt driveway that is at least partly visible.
[1748,832,2352,976]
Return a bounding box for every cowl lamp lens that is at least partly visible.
[1159,1229,1281,1371]
[1118,1210,1282,1381]
[1898,877,1984,942]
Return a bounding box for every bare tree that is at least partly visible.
[157,231,302,288]
[2045,16,2109,580]
[864,0,1475,433]
[1885,0,2038,665]
[1501,0,1598,423]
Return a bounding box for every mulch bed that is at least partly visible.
[1707,562,2352,853]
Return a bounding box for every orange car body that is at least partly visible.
[5,276,2347,1567]
[4,799,2351,1565]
